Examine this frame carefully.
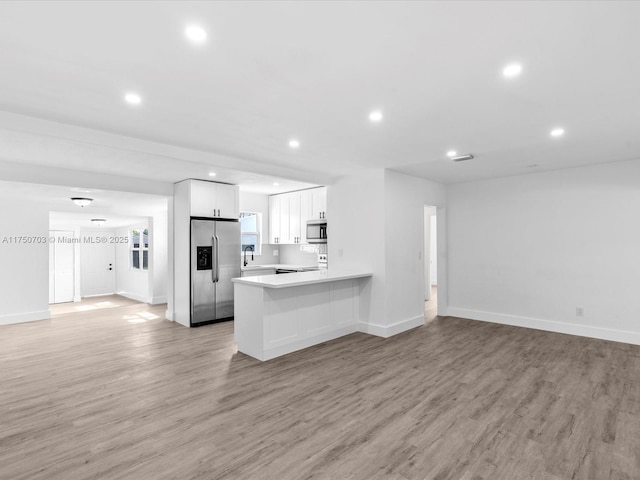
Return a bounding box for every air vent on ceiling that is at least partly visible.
[451,154,475,162]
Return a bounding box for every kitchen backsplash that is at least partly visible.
[280,244,322,266]
[243,244,280,265]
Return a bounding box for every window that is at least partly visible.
[240,212,261,255]
[131,227,149,270]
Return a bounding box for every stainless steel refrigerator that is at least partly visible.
[191,218,240,326]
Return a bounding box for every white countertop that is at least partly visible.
[232,269,372,288]
[240,264,318,272]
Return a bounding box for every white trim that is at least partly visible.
[73,295,81,302]
[150,296,167,305]
[116,291,152,304]
[0,309,51,326]
[447,307,640,346]
[358,315,424,338]
[165,310,174,321]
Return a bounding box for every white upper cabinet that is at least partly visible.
[189,180,239,219]
[299,190,312,243]
[215,183,239,219]
[268,194,281,244]
[268,187,326,245]
[279,193,291,244]
[311,187,327,220]
[288,191,301,244]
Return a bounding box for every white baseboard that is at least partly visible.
[73,295,81,302]
[0,309,50,326]
[150,296,167,305]
[447,307,640,346]
[358,315,424,338]
[165,310,174,321]
[116,291,152,304]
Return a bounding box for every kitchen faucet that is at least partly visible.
[243,245,254,267]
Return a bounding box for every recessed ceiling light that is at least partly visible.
[91,218,107,227]
[273,182,280,187]
[124,93,142,105]
[185,25,207,44]
[369,110,383,123]
[288,139,300,149]
[446,150,457,158]
[208,172,217,177]
[503,63,523,78]
[550,127,565,137]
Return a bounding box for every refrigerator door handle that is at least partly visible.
[214,234,220,283]
[211,236,218,283]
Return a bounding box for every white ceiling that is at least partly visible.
[0,1,639,186]
[0,180,167,228]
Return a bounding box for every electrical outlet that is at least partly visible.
[418,251,422,260]
[576,307,584,317]
[273,249,278,257]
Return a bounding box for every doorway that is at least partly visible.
[424,206,438,323]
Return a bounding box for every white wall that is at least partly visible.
[115,222,150,303]
[430,215,437,286]
[447,158,640,345]
[239,191,280,265]
[383,170,446,334]
[0,199,50,325]
[423,206,437,299]
[150,212,168,304]
[329,169,446,337]
[113,216,167,305]
[328,169,386,330]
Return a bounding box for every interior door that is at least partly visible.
[215,220,241,320]
[80,231,116,297]
[51,230,75,303]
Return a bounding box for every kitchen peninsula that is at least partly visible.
[232,270,372,361]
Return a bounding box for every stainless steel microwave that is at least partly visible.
[306,219,327,244]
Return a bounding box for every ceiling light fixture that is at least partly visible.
[124,93,142,105]
[209,172,217,177]
[446,150,457,158]
[273,182,280,187]
[91,218,107,227]
[288,139,300,149]
[369,110,383,123]
[550,127,565,137]
[185,25,207,44]
[71,197,93,207]
[503,63,523,78]
[450,154,475,162]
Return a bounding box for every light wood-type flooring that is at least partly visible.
[1,302,640,480]
[425,286,437,323]
[49,294,143,317]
